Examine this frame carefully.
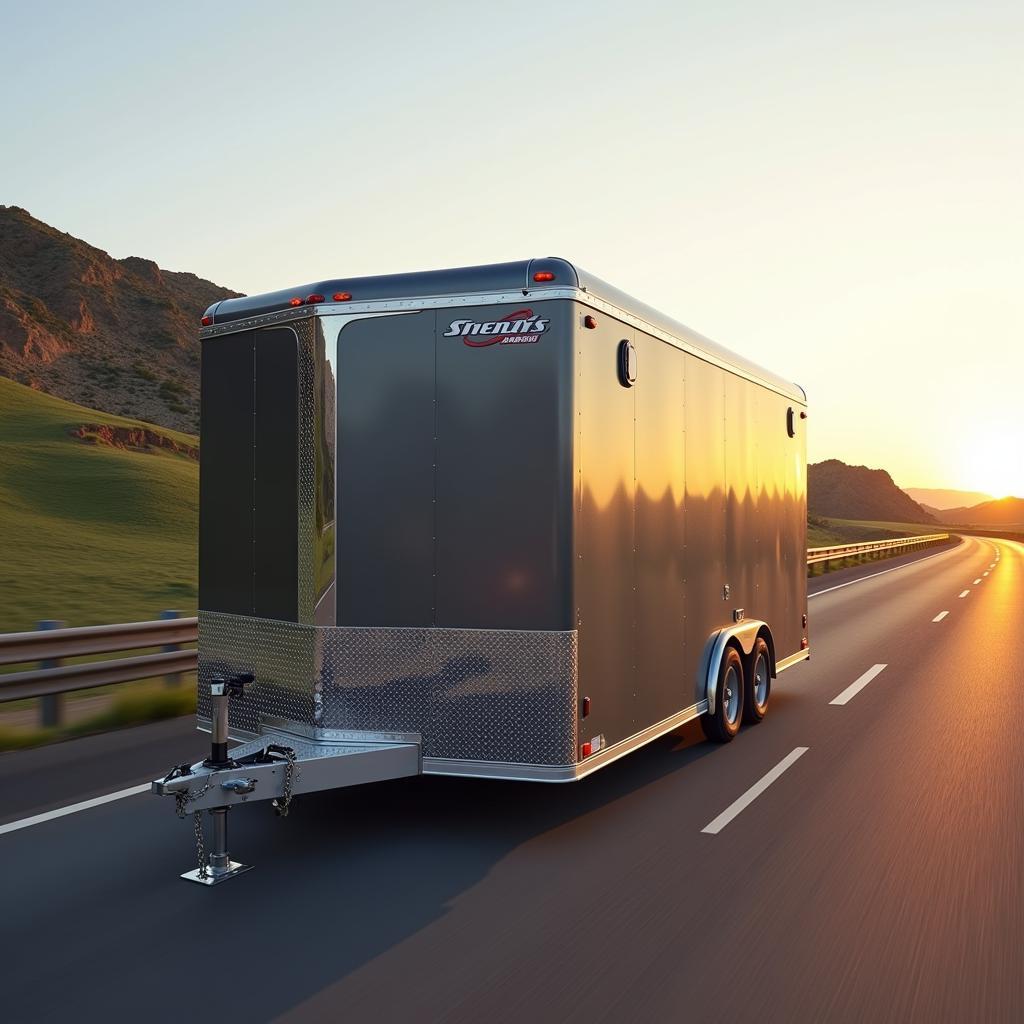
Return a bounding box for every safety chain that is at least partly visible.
[192,810,208,879]
[173,777,212,819]
[272,747,298,817]
[171,778,213,878]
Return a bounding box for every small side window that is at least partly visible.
[618,340,637,387]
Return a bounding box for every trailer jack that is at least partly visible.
[181,806,250,886]
[152,676,422,886]
[173,673,262,885]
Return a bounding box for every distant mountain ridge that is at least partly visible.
[926,497,1024,527]
[0,206,241,431]
[808,459,936,524]
[903,486,994,510]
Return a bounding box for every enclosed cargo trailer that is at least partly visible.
[154,258,808,882]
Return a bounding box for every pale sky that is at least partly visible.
[3,0,1022,496]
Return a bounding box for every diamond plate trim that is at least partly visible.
[198,612,578,766]
[294,318,318,624]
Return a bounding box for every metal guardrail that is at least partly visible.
[806,533,949,566]
[0,614,198,726]
[0,533,953,727]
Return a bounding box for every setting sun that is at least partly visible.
[952,418,1024,500]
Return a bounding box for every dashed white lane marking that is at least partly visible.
[933,611,949,622]
[984,571,989,577]
[959,590,970,598]
[830,664,888,706]
[0,784,150,838]
[701,747,809,835]
[990,563,996,569]
[974,578,982,584]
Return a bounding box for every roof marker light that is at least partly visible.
[200,315,213,327]
[305,294,325,304]
[289,297,303,307]
[332,291,352,302]
[533,271,555,282]
[584,315,598,329]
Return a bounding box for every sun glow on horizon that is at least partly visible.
[949,418,1024,501]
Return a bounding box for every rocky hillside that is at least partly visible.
[0,206,240,432]
[808,459,936,524]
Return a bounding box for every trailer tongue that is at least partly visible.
[154,672,420,884]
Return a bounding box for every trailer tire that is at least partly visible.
[743,637,771,724]
[701,646,744,743]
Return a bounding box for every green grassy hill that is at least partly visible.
[0,377,197,633]
[808,514,946,547]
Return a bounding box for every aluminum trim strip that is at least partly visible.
[775,649,811,673]
[423,757,578,783]
[200,289,806,403]
[259,716,421,746]
[575,701,709,779]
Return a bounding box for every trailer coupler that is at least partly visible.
[153,677,422,885]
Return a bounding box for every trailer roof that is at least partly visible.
[203,258,805,402]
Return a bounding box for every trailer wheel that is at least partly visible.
[743,637,771,724]
[701,646,744,743]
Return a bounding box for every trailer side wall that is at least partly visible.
[573,304,806,753]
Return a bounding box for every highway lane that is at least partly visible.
[0,535,1019,1022]
[0,539,960,827]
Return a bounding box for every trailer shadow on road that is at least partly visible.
[173,724,717,1020]
[3,721,729,1023]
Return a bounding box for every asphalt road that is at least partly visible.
[1,535,1020,1023]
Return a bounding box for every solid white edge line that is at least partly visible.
[0,783,151,837]
[959,590,970,598]
[830,663,887,706]
[933,611,949,622]
[701,747,809,835]
[808,546,951,600]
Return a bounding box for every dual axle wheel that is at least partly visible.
[700,637,771,743]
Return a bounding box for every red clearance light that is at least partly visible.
[332,291,352,302]
[305,293,325,304]
[581,741,592,758]
[289,297,303,307]
[200,315,213,327]
[533,271,555,282]
[583,315,598,329]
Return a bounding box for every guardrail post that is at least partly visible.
[38,619,65,728]
[161,609,182,687]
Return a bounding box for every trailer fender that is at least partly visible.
[704,620,774,715]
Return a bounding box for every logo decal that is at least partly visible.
[444,308,549,347]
